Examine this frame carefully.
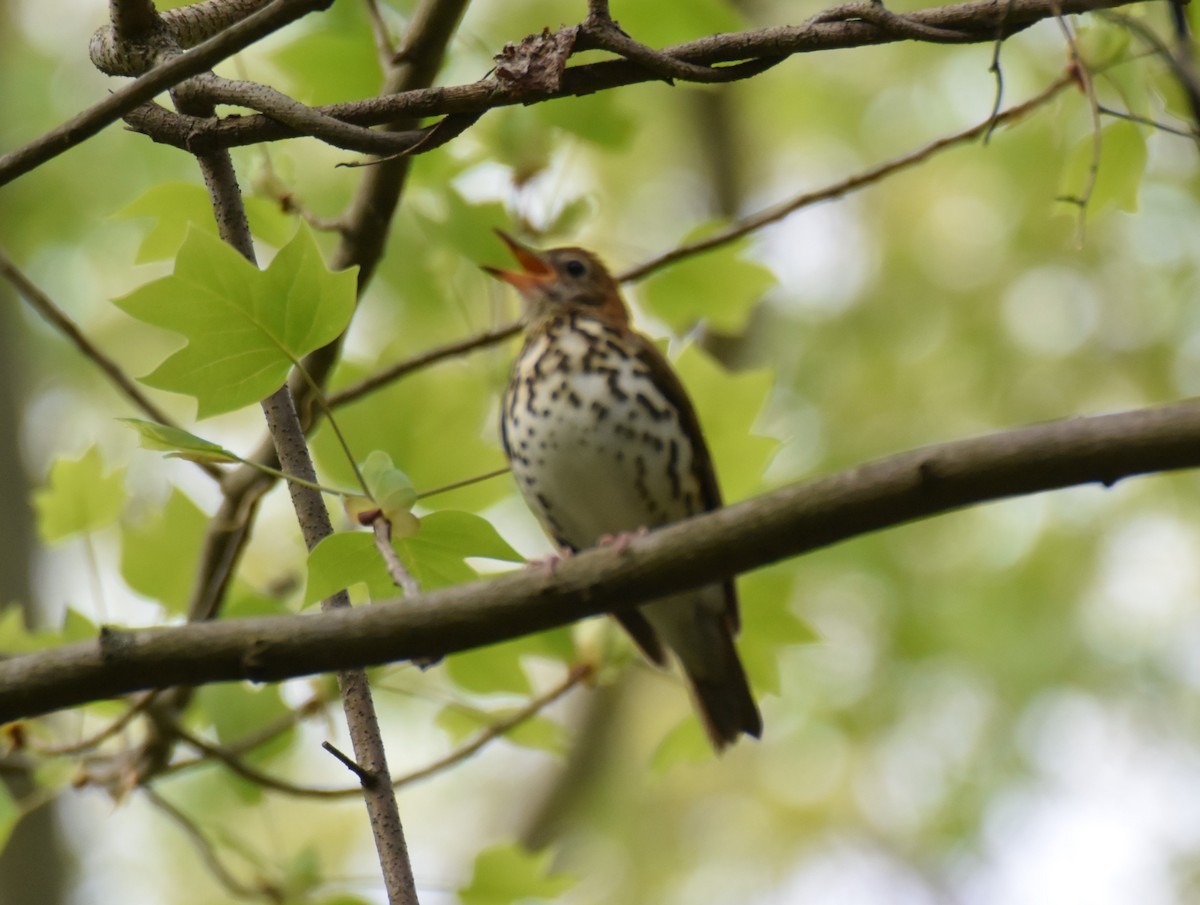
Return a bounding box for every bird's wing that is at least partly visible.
[629,335,740,635]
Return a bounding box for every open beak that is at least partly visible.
[481,230,555,292]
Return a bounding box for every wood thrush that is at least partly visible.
[485,231,762,750]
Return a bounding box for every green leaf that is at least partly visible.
[194,682,295,800]
[32,446,126,542]
[394,511,523,591]
[674,347,778,503]
[305,531,380,606]
[114,183,294,263]
[458,843,575,905]
[1076,20,1132,70]
[268,3,381,106]
[120,488,209,615]
[444,630,574,696]
[639,226,776,333]
[120,419,240,464]
[113,224,358,418]
[197,682,293,748]
[305,511,523,606]
[360,450,417,522]
[1060,121,1147,217]
[0,782,18,854]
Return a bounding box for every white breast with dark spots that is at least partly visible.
[503,314,703,550]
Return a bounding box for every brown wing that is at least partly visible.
[629,334,740,634]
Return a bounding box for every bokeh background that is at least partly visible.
[4,1,1200,903]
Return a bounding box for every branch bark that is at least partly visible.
[4,400,1200,722]
[0,0,333,186]
[118,0,1151,155]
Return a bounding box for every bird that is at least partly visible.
[483,230,762,750]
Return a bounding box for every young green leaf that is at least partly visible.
[113,223,358,418]
[360,450,418,521]
[32,446,126,542]
[120,418,240,464]
[1060,121,1147,217]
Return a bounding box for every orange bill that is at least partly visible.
[481,230,555,292]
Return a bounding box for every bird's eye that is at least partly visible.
[564,258,588,278]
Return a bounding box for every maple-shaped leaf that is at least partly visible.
[113,223,358,418]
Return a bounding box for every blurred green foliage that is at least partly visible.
[4,0,1200,903]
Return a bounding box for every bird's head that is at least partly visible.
[483,231,629,328]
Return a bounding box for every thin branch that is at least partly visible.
[168,666,587,798]
[0,246,225,482]
[0,0,334,187]
[363,0,398,65]
[618,73,1075,282]
[1052,9,1101,246]
[389,664,589,788]
[142,786,277,902]
[7,400,1200,721]
[116,0,1157,155]
[372,516,420,597]
[1100,9,1200,148]
[580,1,786,83]
[25,692,159,756]
[415,466,510,501]
[1097,103,1196,137]
[327,323,522,411]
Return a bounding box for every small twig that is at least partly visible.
[171,666,588,798]
[23,692,160,756]
[983,0,1018,143]
[336,111,485,167]
[371,516,420,597]
[619,73,1075,283]
[1099,10,1200,149]
[321,740,374,785]
[416,466,511,501]
[390,664,591,788]
[1098,103,1195,137]
[142,786,278,902]
[1052,8,1101,246]
[172,720,347,798]
[363,0,397,64]
[327,323,521,411]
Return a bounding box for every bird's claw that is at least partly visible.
[527,548,573,575]
[596,527,649,555]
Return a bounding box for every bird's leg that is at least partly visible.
[527,547,573,575]
[596,527,649,556]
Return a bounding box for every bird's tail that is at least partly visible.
[684,634,762,751]
[640,587,762,751]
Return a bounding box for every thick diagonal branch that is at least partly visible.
[4,400,1200,722]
